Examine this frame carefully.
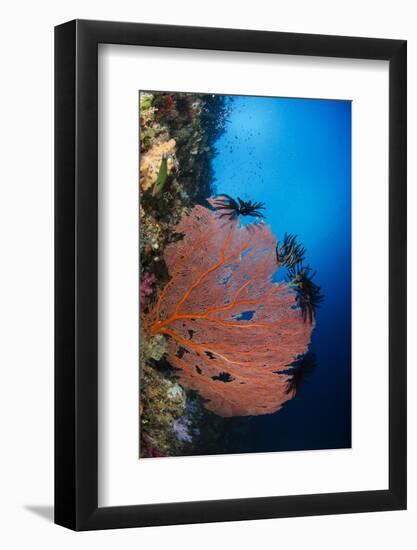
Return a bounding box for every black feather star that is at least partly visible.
[286,264,324,323]
[276,233,306,268]
[285,352,317,396]
[209,194,265,220]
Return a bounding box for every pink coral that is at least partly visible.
[147,205,314,417]
[140,272,156,309]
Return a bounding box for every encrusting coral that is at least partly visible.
[146,204,314,417]
[142,334,168,362]
[140,364,187,456]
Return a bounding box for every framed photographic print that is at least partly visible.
[55,20,407,530]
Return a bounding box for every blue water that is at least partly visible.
[212,95,351,451]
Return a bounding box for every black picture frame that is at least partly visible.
[55,19,407,531]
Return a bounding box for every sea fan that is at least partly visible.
[147,205,314,416]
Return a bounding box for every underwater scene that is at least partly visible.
[139,91,351,458]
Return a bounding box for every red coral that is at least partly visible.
[147,205,314,417]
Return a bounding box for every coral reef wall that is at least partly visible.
[139,91,231,456]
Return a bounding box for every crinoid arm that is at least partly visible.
[207,194,239,220]
[237,198,266,218]
[276,233,306,268]
[285,352,317,396]
[286,264,324,323]
[250,209,266,218]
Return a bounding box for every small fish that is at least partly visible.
[152,153,168,197]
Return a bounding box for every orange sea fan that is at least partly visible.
[147,205,314,417]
